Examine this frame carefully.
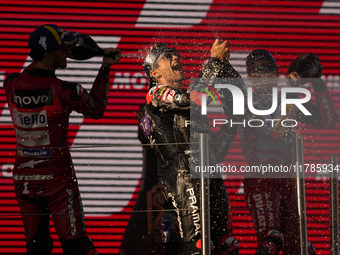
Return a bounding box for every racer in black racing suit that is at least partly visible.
[137,40,245,255]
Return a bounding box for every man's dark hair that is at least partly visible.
[29,52,45,62]
[148,62,160,89]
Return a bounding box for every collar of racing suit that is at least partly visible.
[27,67,57,78]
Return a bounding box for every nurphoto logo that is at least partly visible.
[200,82,312,128]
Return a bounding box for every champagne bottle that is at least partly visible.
[65,31,117,60]
[288,52,320,78]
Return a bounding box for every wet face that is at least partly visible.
[49,48,71,69]
[152,52,185,89]
[247,59,279,90]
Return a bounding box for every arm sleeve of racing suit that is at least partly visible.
[214,59,246,163]
[146,85,191,112]
[88,66,110,114]
[192,57,246,118]
[296,78,339,128]
[62,66,110,119]
[147,57,245,113]
[193,57,246,163]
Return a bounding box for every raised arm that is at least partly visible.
[66,48,121,119]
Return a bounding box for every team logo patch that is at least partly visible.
[18,147,52,158]
[13,173,54,181]
[13,88,53,109]
[76,84,84,97]
[39,36,47,50]
[15,128,50,147]
[17,159,49,169]
[13,109,48,129]
[139,114,151,137]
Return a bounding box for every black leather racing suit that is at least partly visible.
[137,57,245,252]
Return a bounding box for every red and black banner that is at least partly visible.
[0,1,339,254]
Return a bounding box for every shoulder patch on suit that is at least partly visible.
[3,73,20,88]
[146,85,166,104]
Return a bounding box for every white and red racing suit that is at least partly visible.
[3,64,110,255]
[238,79,339,255]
